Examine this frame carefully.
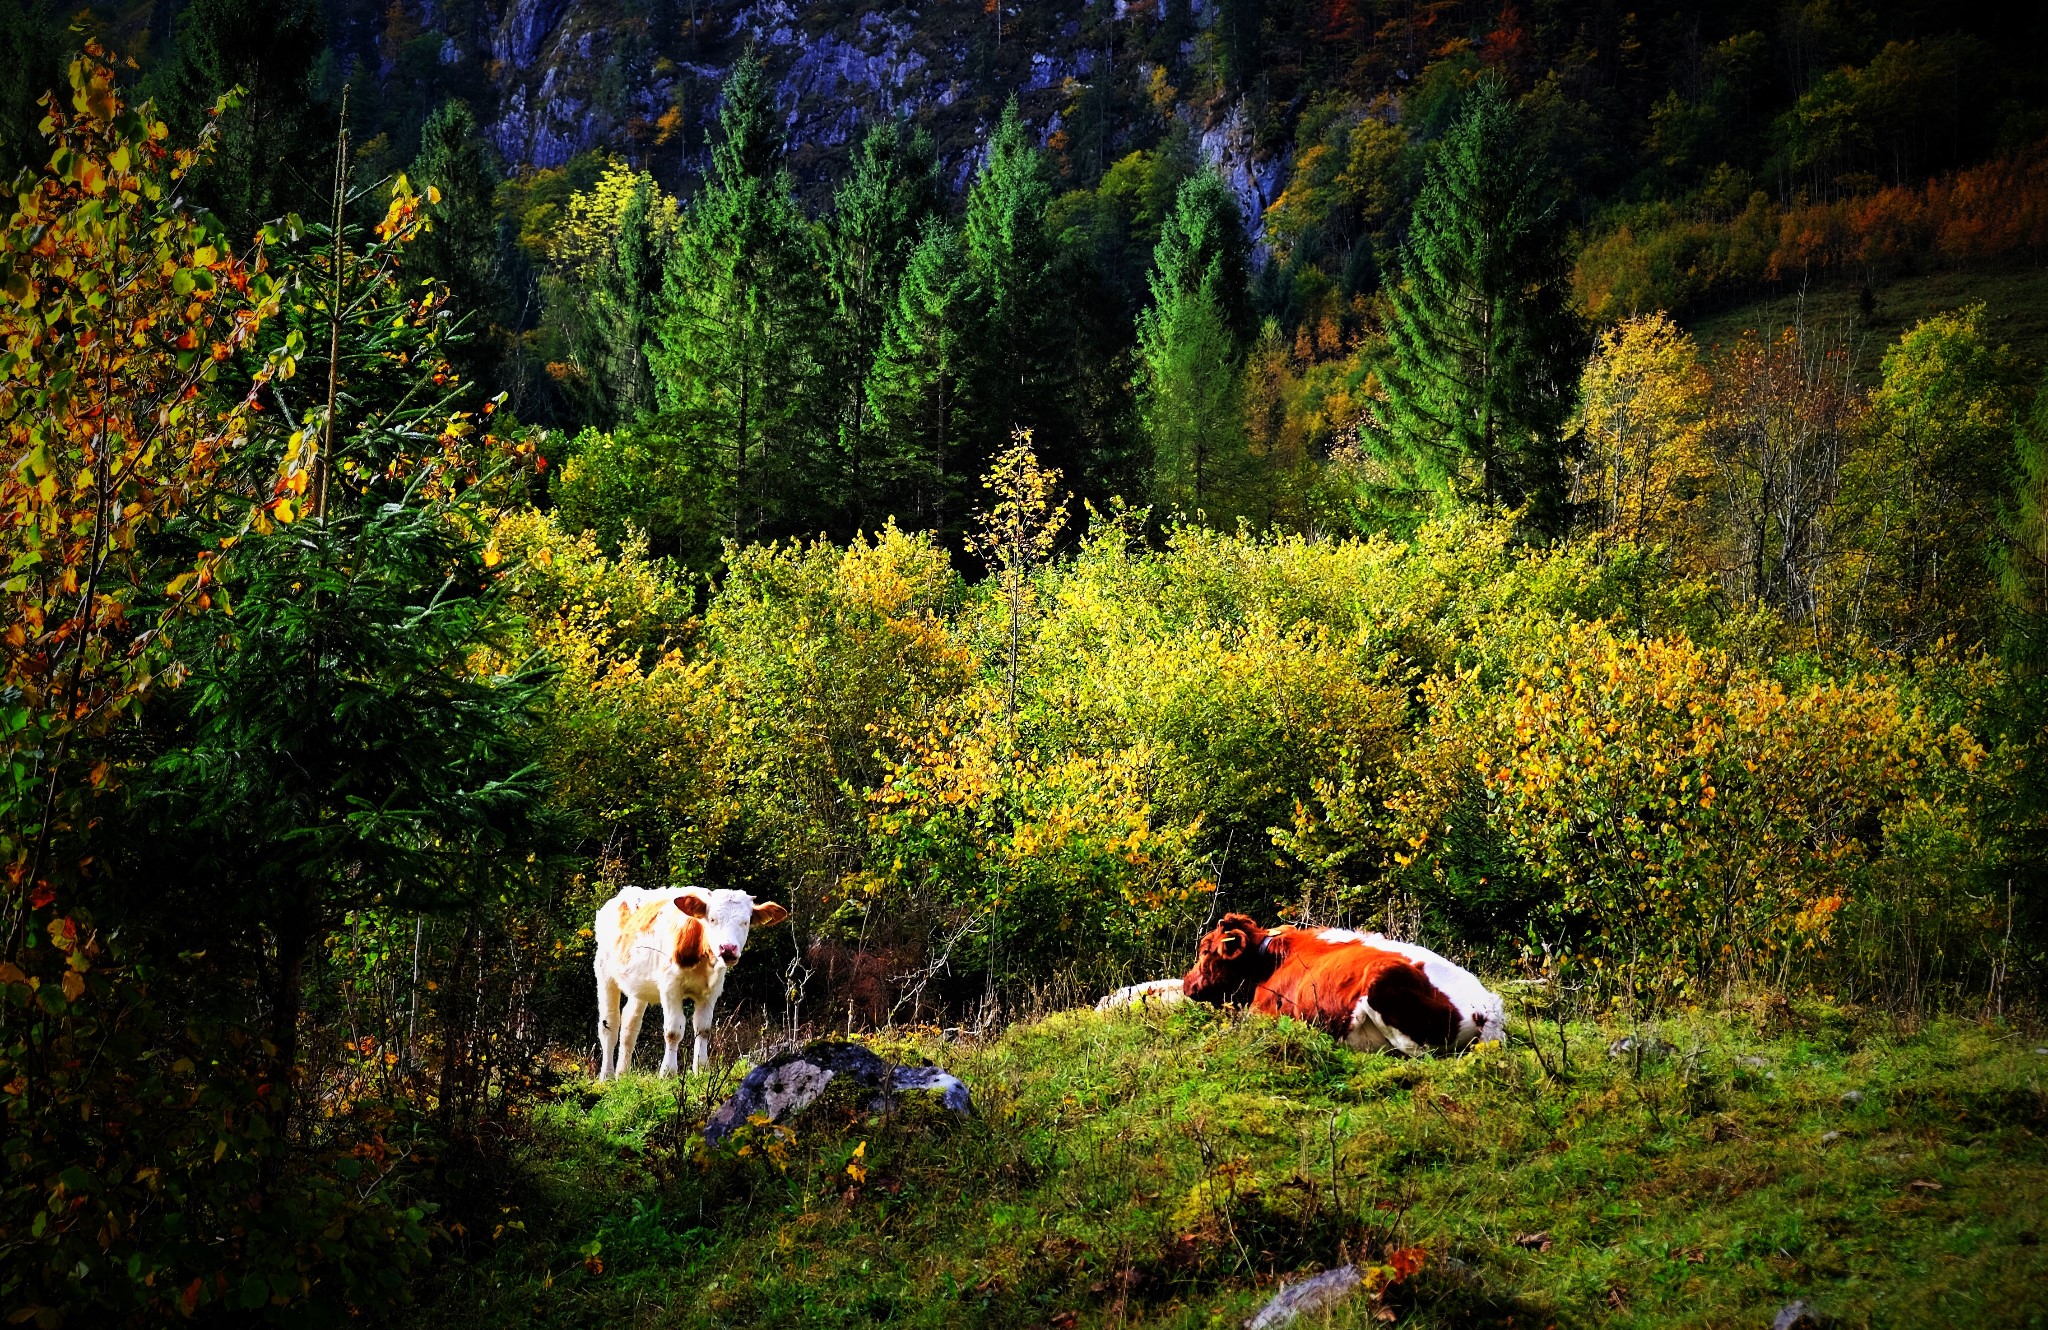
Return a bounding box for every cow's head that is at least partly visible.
[1456,986,1508,1048]
[675,890,789,970]
[1182,912,1276,1006]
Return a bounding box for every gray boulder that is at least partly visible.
[703,1040,972,1145]
[1773,1300,1828,1330]
[1244,1266,1363,1329]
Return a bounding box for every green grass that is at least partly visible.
[410,998,2048,1329]
[1685,265,2048,381]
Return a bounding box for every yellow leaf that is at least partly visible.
[61,971,84,1002]
[274,498,295,524]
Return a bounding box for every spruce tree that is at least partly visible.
[145,0,329,238]
[1373,77,1581,530]
[958,99,1066,492]
[865,221,972,530]
[408,100,506,383]
[0,0,67,184]
[1148,171,1256,345]
[652,51,829,541]
[825,120,942,530]
[605,177,670,418]
[1137,171,1255,517]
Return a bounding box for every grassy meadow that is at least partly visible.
[412,999,2048,1329]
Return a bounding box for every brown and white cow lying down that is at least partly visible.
[594,886,788,1078]
[1181,914,1504,1054]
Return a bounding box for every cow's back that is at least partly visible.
[1256,930,1431,1036]
[594,887,691,997]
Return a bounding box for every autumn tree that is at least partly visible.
[1705,315,1861,625]
[2,52,288,935]
[1839,305,2027,649]
[968,431,1070,723]
[1573,313,1713,563]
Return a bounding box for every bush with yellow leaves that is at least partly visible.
[1402,621,2007,1000]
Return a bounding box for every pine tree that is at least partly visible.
[825,120,942,530]
[865,221,971,531]
[957,99,1066,491]
[606,177,670,417]
[145,0,329,238]
[1137,171,1255,517]
[0,0,68,184]
[652,50,829,541]
[1148,171,1255,345]
[1373,77,1582,530]
[408,100,506,383]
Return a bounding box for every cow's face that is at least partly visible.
[1456,988,1508,1048]
[1182,913,1274,1005]
[675,890,789,971]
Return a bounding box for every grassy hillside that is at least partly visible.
[412,1000,2048,1329]
[1686,266,2048,380]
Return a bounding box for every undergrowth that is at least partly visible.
[408,998,2048,1329]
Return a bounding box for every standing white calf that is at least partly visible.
[593,886,788,1078]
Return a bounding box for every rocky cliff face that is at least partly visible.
[462,0,1283,241]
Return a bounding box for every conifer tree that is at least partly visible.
[408,100,506,381]
[1148,171,1256,345]
[0,0,67,184]
[1373,77,1581,530]
[865,221,971,531]
[145,0,329,238]
[1137,171,1255,517]
[605,177,670,417]
[958,99,1066,490]
[652,51,828,541]
[826,120,942,529]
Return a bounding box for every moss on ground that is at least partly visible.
[410,999,2048,1329]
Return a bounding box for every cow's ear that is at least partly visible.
[750,901,789,927]
[1216,927,1247,961]
[674,894,709,918]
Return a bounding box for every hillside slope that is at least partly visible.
[409,1001,2048,1329]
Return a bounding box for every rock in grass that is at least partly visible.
[1608,1034,1676,1061]
[1839,1090,1864,1107]
[1244,1266,1362,1329]
[703,1040,972,1146]
[1773,1300,1828,1329]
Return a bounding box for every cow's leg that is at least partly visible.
[690,993,718,1074]
[595,971,622,1080]
[658,991,687,1077]
[616,995,648,1076]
